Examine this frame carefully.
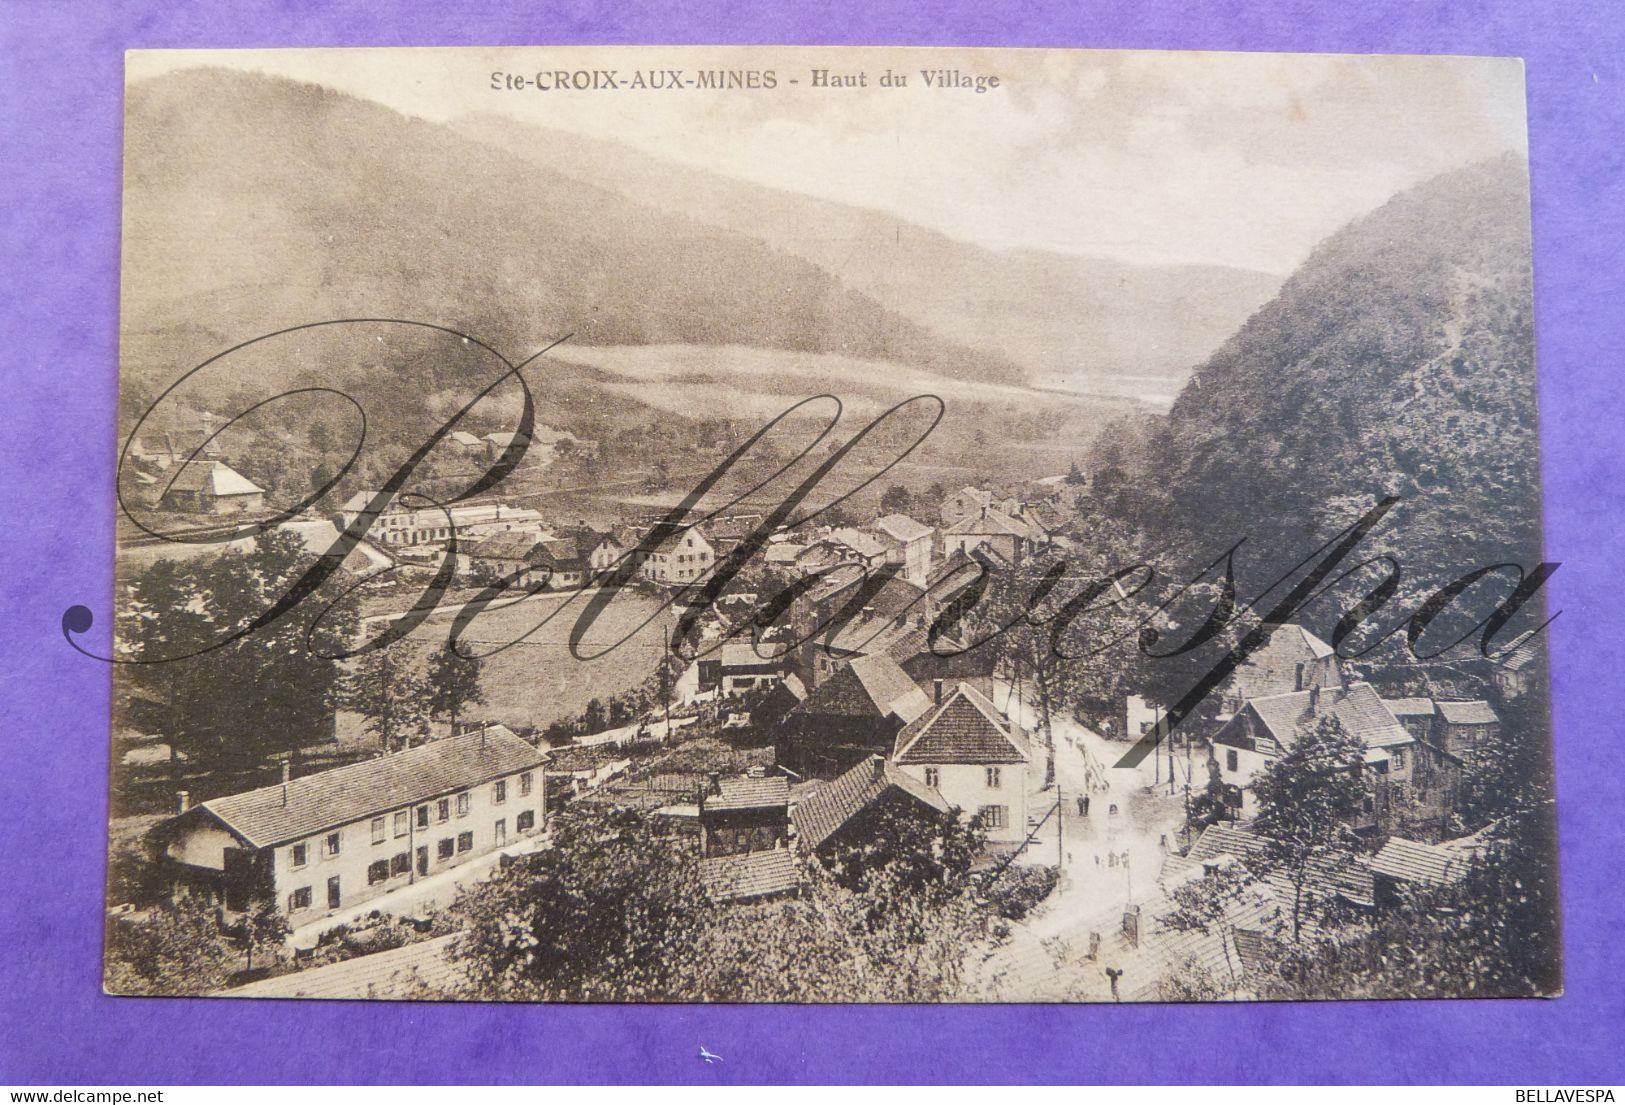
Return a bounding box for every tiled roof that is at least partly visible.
[1436,700,1498,726]
[894,683,1031,766]
[698,849,801,903]
[1494,630,1544,672]
[830,527,887,559]
[1383,697,1437,718]
[943,507,1036,540]
[164,460,264,497]
[955,486,993,507]
[1370,836,1473,886]
[764,543,805,564]
[450,431,484,447]
[218,934,466,999]
[1226,624,1339,702]
[716,641,784,671]
[872,514,933,543]
[705,775,790,811]
[791,754,950,851]
[196,726,543,849]
[467,531,541,561]
[1239,682,1411,756]
[1182,823,1375,908]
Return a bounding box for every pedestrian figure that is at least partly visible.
[1159,834,1168,851]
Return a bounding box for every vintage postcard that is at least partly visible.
[105,45,1558,1002]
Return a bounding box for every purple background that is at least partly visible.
[2,0,1621,1085]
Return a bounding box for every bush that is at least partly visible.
[983,863,1058,920]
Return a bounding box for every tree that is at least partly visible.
[1064,460,1086,486]
[879,484,913,514]
[581,697,608,734]
[1157,861,1258,998]
[816,802,982,910]
[1249,715,1367,948]
[425,642,486,735]
[116,529,360,776]
[103,898,241,996]
[346,649,430,753]
[450,806,1000,1002]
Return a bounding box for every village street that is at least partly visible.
[993,680,1188,942]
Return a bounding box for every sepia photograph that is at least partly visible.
[102,44,1558,1004]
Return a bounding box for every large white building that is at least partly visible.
[155,726,546,922]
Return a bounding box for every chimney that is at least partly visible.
[175,790,190,815]
[1105,967,1123,1001]
[933,678,944,705]
[861,605,875,622]
[280,757,292,785]
[1122,903,1141,948]
[1294,662,1306,692]
[1308,683,1321,711]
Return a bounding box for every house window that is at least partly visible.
[1226,749,1239,773]
[985,766,1002,789]
[437,798,450,822]
[290,843,308,868]
[978,805,1009,830]
[416,805,429,829]
[437,838,454,860]
[367,860,389,885]
[371,817,386,844]
[494,780,507,805]
[288,886,312,912]
[456,792,470,818]
[394,811,409,838]
[1390,748,1406,770]
[924,768,940,789]
[519,772,533,797]
[390,852,410,877]
[495,818,507,845]
[517,810,536,833]
[323,831,341,857]
[457,831,474,853]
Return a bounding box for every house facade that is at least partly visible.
[639,526,716,586]
[869,513,935,585]
[1211,682,1461,833]
[940,486,993,528]
[941,506,1038,566]
[892,682,1033,844]
[155,727,546,925]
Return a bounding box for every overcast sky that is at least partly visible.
[128,46,1527,274]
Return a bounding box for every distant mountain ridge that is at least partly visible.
[458,114,1283,395]
[119,67,1029,392]
[1149,153,1541,584]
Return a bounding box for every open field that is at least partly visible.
[337,588,674,746]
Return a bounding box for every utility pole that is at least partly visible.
[1057,782,1064,871]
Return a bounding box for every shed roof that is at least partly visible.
[1370,836,1473,887]
[698,849,800,903]
[705,775,790,812]
[218,934,466,999]
[1436,700,1499,726]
